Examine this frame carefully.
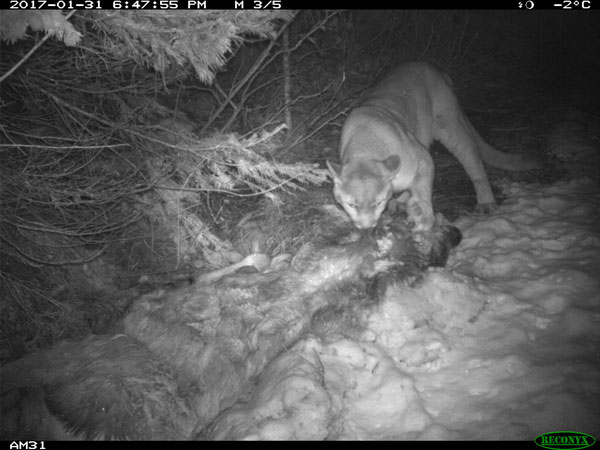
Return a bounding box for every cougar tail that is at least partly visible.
[468,120,544,171]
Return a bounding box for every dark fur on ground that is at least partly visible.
[310,218,461,341]
[364,213,462,301]
[0,334,195,440]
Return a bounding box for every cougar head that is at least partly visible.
[326,156,400,229]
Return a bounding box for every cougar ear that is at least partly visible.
[326,160,342,181]
[381,155,400,173]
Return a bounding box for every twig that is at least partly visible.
[282,27,292,132]
[200,15,296,134]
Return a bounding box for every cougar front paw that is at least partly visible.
[474,202,497,214]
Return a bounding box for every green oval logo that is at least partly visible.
[535,431,596,450]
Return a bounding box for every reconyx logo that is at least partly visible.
[535,431,596,450]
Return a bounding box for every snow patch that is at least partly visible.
[210,178,600,440]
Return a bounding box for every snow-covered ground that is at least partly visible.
[210,178,600,440]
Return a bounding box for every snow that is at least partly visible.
[210,178,600,440]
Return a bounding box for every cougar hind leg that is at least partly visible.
[434,109,497,212]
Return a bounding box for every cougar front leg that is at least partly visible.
[407,158,435,232]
